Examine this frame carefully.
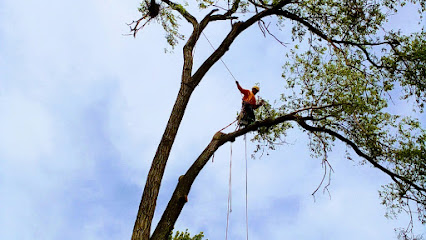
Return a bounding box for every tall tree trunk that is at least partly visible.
[132,20,199,238]
[131,7,278,239]
[131,82,195,240]
[150,132,227,240]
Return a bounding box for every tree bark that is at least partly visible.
[132,10,201,239]
[132,83,195,240]
[150,131,228,240]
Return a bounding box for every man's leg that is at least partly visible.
[246,104,255,124]
[239,102,251,127]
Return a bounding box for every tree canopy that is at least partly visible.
[129,0,426,239]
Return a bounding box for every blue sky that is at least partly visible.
[0,0,425,239]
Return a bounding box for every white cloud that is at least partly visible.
[0,0,425,239]
[0,92,53,165]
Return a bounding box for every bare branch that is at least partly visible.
[292,103,347,115]
[311,131,334,199]
[258,19,288,46]
[126,12,155,37]
[248,0,273,9]
[275,9,399,68]
[191,0,294,84]
[296,119,426,194]
[191,9,275,84]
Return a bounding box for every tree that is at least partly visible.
[128,0,426,239]
[168,230,205,240]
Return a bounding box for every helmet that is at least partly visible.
[252,86,260,91]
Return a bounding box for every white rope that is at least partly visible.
[202,32,239,82]
[225,142,233,240]
[225,136,249,240]
[244,134,249,240]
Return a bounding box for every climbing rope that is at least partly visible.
[244,134,249,240]
[202,32,239,82]
[202,31,250,240]
[219,119,238,132]
[225,142,233,240]
[224,137,250,240]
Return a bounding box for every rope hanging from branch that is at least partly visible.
[224,136,250,240]
[202,28,251,240]
[244,134,249,240]
[225,142,233,240]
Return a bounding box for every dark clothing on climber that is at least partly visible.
[241,101,255,126]
[235,81,263,127]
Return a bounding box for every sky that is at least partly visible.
[0,0,425,240]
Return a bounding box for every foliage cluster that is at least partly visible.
[168,230,206,240]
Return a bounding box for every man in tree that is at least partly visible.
[129,0,426,239]
[236,80,264,126]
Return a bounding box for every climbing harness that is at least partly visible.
[238,102,256,128]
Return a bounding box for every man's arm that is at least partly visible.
[253,100,264,109]
[235,81,249,95]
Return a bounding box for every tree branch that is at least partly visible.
[291,103,347,115]
[150,113,305,240]
[191,9,272,84]
[180,9,221,89]
[296,119,426,194]
[224,0,241,16]
[189,0,293,85]
[276,10,397,46]
[276,9,399,68]
[150,107,425,239]
[162,0,198,26]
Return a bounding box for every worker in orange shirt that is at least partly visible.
[236,81,264,127]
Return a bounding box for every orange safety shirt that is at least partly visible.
[237,85,256,106]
